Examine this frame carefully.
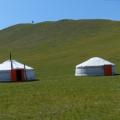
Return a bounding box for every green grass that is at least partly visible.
[1,76,120,120]
[0,19,120,119]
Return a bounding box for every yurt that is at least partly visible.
[0,60,35,81]
[75,57,115,76]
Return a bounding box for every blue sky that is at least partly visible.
[0,0,120,29]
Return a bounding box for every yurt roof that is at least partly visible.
[76,57,115,67]
[0,60,33,70]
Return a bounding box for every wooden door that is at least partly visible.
[104,65,112,76]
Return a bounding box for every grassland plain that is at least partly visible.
[0,19,120,119]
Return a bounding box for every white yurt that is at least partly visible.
[75,57,115,76]
[0,60,35,81]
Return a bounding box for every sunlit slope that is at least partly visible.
[0,19,120,78]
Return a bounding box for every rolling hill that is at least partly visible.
[0,19,120,78]
[0,19,120,120]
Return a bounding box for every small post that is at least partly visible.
[10,52,13,70]
[24,64,27,81]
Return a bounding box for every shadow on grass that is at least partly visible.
[75,73,120,78]
[114,73,120,76]
[0,79,40,83]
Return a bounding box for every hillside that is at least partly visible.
[0,19,120,77]
[0,19,120,120]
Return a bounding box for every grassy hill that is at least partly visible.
[0,19,120,119]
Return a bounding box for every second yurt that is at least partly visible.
[75,57,115,76]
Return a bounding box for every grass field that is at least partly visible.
[0,19,120,119]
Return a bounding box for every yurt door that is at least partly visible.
[11,69,25,81]
[16,69,24,81]
[104,65,112,76]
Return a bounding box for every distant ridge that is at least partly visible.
[1,19,116,30]
[0,19,119,48]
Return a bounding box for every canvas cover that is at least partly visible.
[0,60,33,70]
[76,57,115,68]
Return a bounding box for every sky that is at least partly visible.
[0,0,120,29]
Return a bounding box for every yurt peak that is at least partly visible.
[77,57,115,67]
[3,59,17,63]
[88,57,113,62]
